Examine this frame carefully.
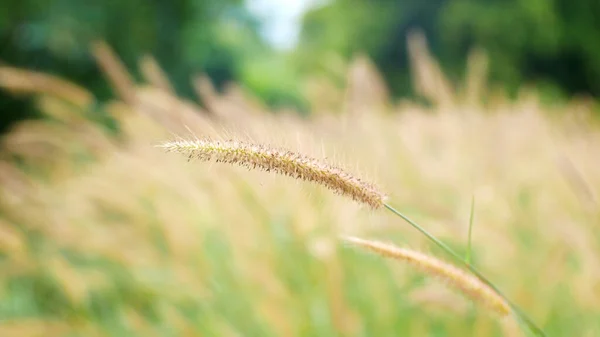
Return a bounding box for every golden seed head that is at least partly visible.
[157,138,387,209]
[342,236,511,316]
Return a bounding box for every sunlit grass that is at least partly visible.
[0,39,599,336]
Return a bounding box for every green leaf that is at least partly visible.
[466,195,475,265]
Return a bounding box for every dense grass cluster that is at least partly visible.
[0,41,599,336]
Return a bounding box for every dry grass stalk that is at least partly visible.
[345,54,390,115]
[139,55,174,93]
[342,236,511,317]
[0,66,94,108]
[407,30,455,107]
[90,40,136,104]
[157,138,387,209]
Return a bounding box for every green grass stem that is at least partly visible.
[383,203,546,337]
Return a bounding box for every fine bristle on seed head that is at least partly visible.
[341,236,511,317]
[157,138,387,209]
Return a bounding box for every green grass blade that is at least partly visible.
[383,203,546,337]
[466,195,475,264]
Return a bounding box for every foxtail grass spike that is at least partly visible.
[157,138,387,209]
[342,236,511,316]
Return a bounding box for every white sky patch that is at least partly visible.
[246,0,327,50]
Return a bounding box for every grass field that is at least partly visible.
[1,39,599,336]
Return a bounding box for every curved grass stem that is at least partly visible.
[466,195,475,264]
[383,203,546,337]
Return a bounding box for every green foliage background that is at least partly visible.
[2,0,600,131]
[298,0,600,99]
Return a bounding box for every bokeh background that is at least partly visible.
[1,0,599,336]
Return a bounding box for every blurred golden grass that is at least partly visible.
[0,34,599,336]
[341,237,510,316]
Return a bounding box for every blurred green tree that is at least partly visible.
[0,0,274,132]
[1,0,599,132]
[297,0,600,100]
